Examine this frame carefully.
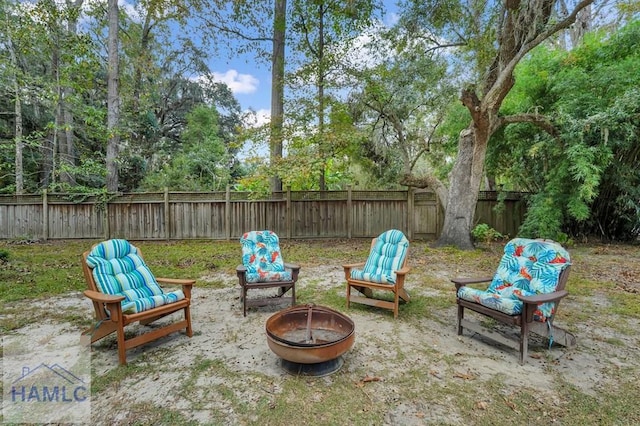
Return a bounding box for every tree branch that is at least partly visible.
[200,17,272,43]
[496,113,558,137]
[400,173,448,208]
[461,87,483,124]
[485,0,595,112]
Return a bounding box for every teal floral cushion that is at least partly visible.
[350,229,409,284]
[86,239,185,314]
[457,238,570,321]
[240,231,292,283]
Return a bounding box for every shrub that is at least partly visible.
[472,223,504,243]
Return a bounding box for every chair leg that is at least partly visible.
[393,291,399,319]
[346,284,351,309]
[240,285,247,317]
[291,284,296,306]
[520,321,530,365]
[117,323,127,365]
[184,306,193,337]
[457,305,464,336]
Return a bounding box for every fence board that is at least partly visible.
[0,190,526,241]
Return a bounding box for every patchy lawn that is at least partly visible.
[1,238,639,425]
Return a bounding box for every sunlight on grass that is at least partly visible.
[606,292,640,319]
[2,239,640,425]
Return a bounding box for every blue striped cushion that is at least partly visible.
[350,230,409,284]
[86,239,184,314]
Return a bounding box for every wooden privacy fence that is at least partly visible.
[0,188,526,241]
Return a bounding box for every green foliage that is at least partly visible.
[494,21,640,241]
[346,24,459,187]
[141,106,232,191]
[0,249,9,262]
[471,224,504,243]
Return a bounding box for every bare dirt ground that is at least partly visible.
[4,242,640,425]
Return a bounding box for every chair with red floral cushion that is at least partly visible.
[452,238,575,364]
[236,230,300,316]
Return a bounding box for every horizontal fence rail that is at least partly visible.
[0,189,526,241]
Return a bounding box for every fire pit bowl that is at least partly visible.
[265,304,355,371]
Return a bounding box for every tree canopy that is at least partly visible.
[1,0,638,242]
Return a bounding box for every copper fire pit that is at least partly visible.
[265,304,355,376]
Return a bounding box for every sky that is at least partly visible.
[101,0,400,127]
[202,2,400,127]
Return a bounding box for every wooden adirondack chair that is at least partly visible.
[236,230,300,316]
[343,229,411,319]
[452,238,576,364]
[81,239,194,365]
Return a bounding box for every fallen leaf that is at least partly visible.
[453,371,476,380]
[475,401,488,410]
[503,397,520,413]
[355,376,382,387]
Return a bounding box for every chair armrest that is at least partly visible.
[451,277,493,291]
[84,290,124,321]
[83,290,124,303]
[342,262,366,280]
[284,263,301,281]
[156,278,195,286]
[395,265,411,276]
[156,278,195,300]
[283,262,300,271]
[517,290,568,305]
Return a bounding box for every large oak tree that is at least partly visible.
[399,0,596,249]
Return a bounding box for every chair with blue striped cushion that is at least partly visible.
[452,238,575,364]
[81,239,194,365]
[236,230,300,316]
[343,229,411,318]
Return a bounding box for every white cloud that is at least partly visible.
[242,108,271,128]
[253,109,271,126]
[211,70,259,95]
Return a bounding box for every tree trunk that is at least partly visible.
[106,0,120,192]
[7,29,23,194]
[317,2,326,191]
[270,0,286,193]
[434,0,594,250]
[58,0,83,186]
[436,126,489,249]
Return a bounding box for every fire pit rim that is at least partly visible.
[265,304,355,348]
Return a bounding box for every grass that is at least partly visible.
[1,238,639,425]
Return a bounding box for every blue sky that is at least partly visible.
[106,0,399,127]
[203,2,400,125]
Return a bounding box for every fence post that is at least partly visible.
[225,185,231,241]
[164,187,170,241]
[347,185,352,239]
[42,190,48,241]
